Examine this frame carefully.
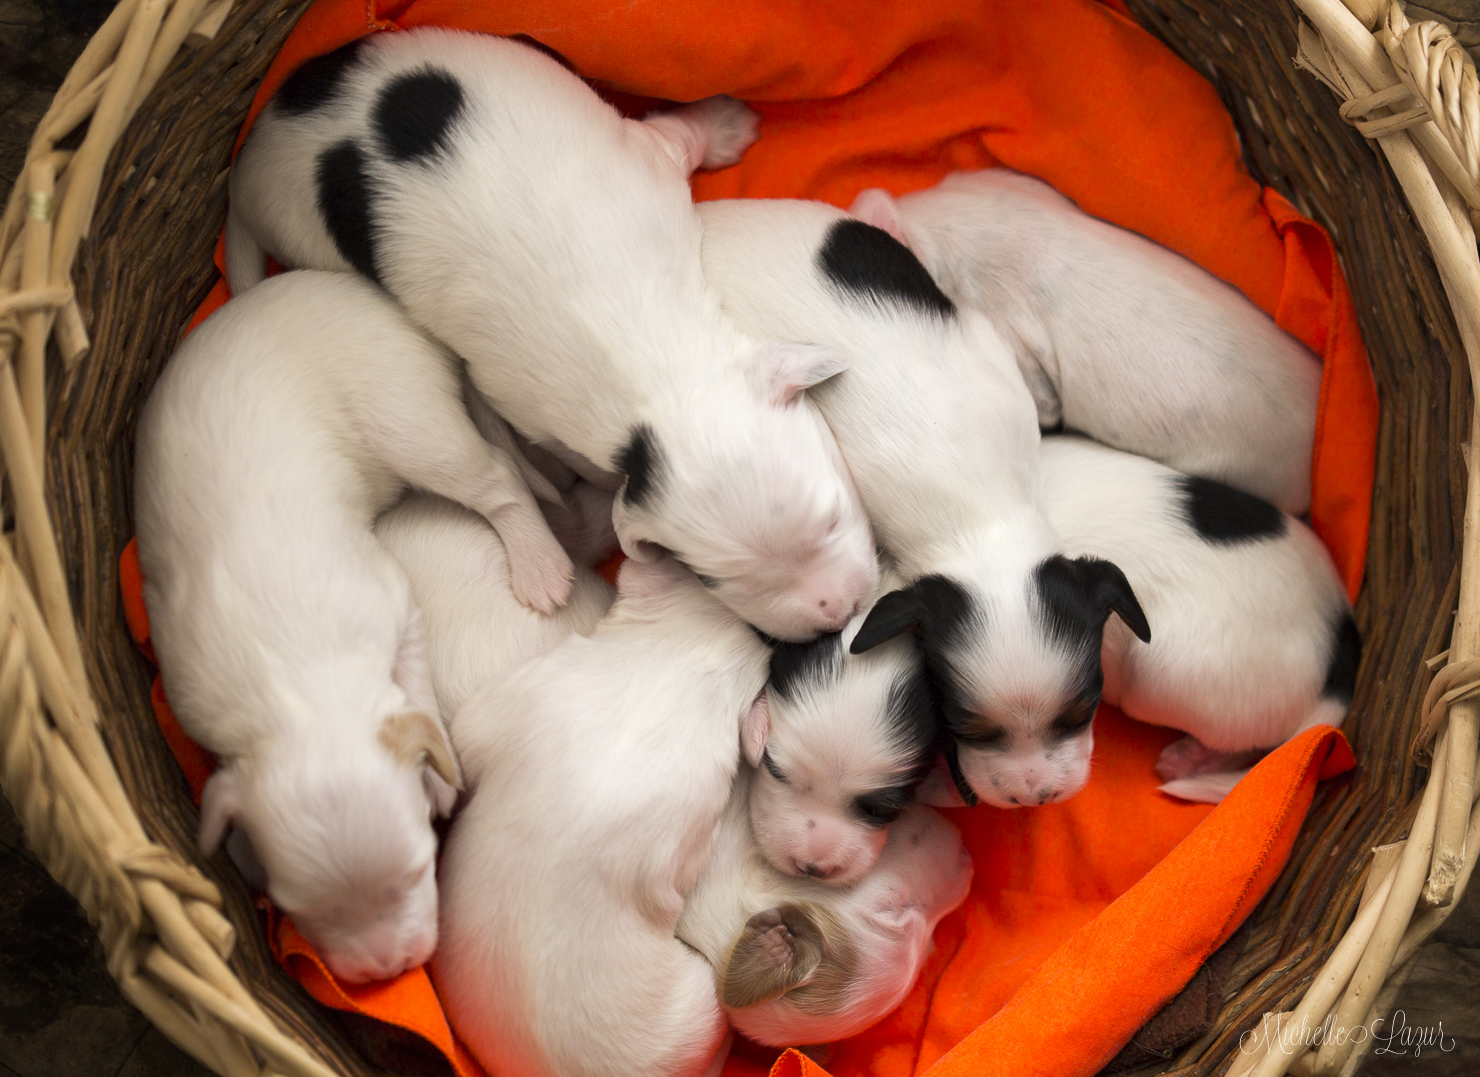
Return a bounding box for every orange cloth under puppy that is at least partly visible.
[126,1,1378,1075]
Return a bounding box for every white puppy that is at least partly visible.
[226,28,877,640]
[433,558,770,1077]
[134,271,572,981]
[374,492,614,717]
[744,590,936,887]
[850,170,1322,513]
[678,777,972,1046]
[928,436,1358,807]
[698,199,1149,812]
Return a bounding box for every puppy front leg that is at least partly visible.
[641,96,759,175]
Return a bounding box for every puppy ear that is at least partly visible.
[850,587,924,654]
[741,692,770,767]
[199,766,242,855]
[850,575,970,656]
[944,743,981,808]
[1088,559,1151,643]
[721,904,826,1009]
[379,711,463,817]
[609,494,665,562]
[848,187,906,244]
[756,342,849,407]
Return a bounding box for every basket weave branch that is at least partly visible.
[1,0,1477,1075]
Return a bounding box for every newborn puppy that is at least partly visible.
[226,28,877,640]
[931,436,1357,807]
[375,493,615,717]
[433,558,770,1077]
[745,587,936,886]
[698,199,1148,812]
[678,777,971,1046]
[850,171,1321,513]
[134,271,571,981]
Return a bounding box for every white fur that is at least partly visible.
[677,778,972,1045]
[226,28,877,640]
[374,493,615,717]
[432,559,770,1077]
[744,585,934,887]
[134,271,572,980]
[849,170,1321,513]
[948,436,1353,807]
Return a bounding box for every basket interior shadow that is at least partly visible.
[47,0,1464,1074]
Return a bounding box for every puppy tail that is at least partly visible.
[224,204,267,294]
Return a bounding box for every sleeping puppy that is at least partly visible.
[432,558,771,1077]
[133,271,570,981]
[225,28,877,640]
[677,777,972,1046]
[374,493,615,717]
[849,170,1322,514]
[697,199,1149,812]
[745,583,936,885]
[926,436,1358,807]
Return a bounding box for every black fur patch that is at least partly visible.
[849,575,972,657]
[1321,612,1361,703]
[1178,475,1287,545]
[274,38,369,116]
[1035,554,1151,649]
[944,745,980,807]
[886,657,941,765]
[768,632,844,702]
[315,140,380,284]
[614,425,662,508]
[818,219,956,319]
[372,67,467,163]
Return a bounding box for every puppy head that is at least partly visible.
[850,563,1149,809]
[198,711,460,982]
[722,805,971,1045]
[609,343,878,641]
[745,620,936,885]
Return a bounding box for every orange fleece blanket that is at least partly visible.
[120,0,1375,1074]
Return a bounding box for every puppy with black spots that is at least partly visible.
[676,776,972,1047]
[433,557,771,1077]
[745,586,937,885]
[697,198,1149,810]
[922,436,1357,807]
[226,28,878,641]
[849,170,1322,514]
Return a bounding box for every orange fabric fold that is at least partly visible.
[123,0,1375,1071]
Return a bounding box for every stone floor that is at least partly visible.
[2,1,1479,1076]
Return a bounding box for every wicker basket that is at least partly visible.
[2,0,1478,1075]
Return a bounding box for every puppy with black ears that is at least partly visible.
[226,28,878,641]
[745,578,937,886]
[697,198,1150,812]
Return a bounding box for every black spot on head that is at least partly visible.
[315,140,380,284]
[1321,612,1361,703]
[614,425,662,508]
[1178,475,1287,545]
[373,68,466,163]
[818,219,955,319]
[274,37,370,116]
[768,632,844,702]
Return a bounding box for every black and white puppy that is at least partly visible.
[676,775,972,1047]
[226,28,877,640]
[922,436,1358,807]
[850,170,1322,514]
[747,586,937,886]
[697,199,1150,811]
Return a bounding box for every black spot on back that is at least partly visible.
[1178,475,1287,545]
[373,68,466,163]
[818,219,955,319]
[615,425,662,508]
[768,633,843,702]
[315,140,380,284]
[274,37,370,116]
[1321,612,1361,703]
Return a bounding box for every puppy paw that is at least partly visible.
[1154,735,1220,782]
[1158,772,1243,804]
[692,95,760,169]
[495,510,575,614]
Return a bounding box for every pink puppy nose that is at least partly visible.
[796,859,839,879]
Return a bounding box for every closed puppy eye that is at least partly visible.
[761,749,789,784]
[853,790,906,826]
[956,724,1007,750]
[1049,696,1099,740]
